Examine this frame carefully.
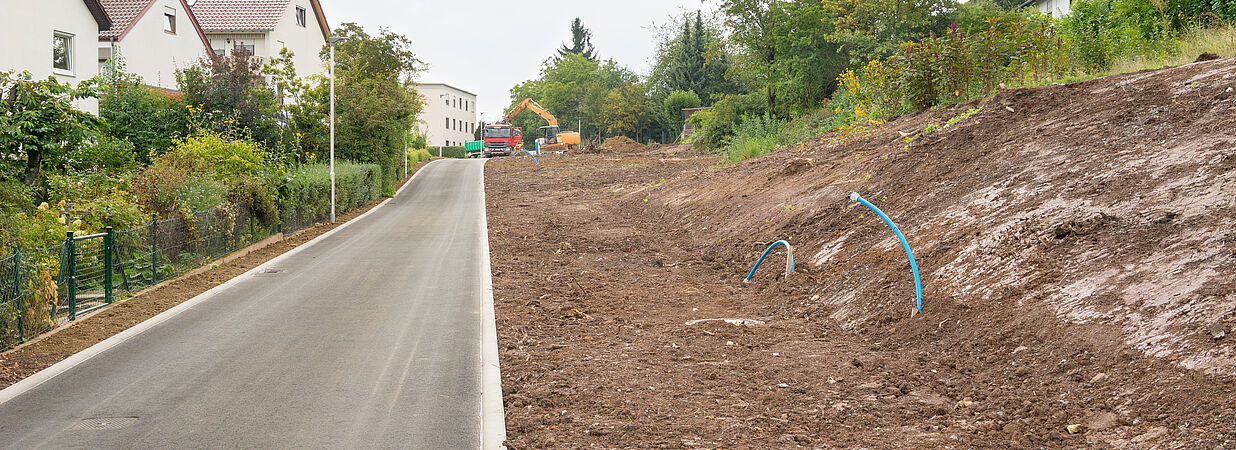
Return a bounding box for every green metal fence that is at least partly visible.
[0,203,279,351]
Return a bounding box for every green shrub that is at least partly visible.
[722,114,784,163]
[688,92,767,150]
[664,89,702,133]
[279,162,381,230]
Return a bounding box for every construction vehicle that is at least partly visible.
[501,98,581,153]
[480,123,523,157]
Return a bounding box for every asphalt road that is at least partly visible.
[0,159,500,449]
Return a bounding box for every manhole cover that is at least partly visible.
[71,417,138,430]
[256,267,286,277]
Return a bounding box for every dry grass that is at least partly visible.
[1110,26,1236,74]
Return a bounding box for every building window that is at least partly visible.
[234,43,255,57]
[445,117,450,129]
[296,6,306,27]
[213,48,225,57]
[52,32,73,72]
[164,7,177,34]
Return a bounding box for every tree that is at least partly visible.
[508,53,645,146]
[264,48,327,162]
[649,11,741,106]
[557,18,597,61]
[324,23,424,193]
[100,53,188,162]
[0,72,100,187]
[177,46,281,148]
[663,89,702,133]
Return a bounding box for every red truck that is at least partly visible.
[480,123,523,157]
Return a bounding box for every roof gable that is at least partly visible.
[190,0,328,42]
[97,0,212,54]
[84,0,114,30]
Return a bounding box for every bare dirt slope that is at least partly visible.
[485,58,1234,448]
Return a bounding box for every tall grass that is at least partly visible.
[1109,26,1236,73]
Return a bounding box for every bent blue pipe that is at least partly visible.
[849,192,922,312]
[513,150,540,169]
[744,240,794,282]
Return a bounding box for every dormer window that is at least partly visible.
[296,6,306,27]
[164,7,177,34]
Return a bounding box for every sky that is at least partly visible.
[321,0,716,120]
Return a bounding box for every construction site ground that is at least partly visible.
[485,58,1236,448]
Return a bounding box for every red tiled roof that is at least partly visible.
[98,0,151,39]
[190,0,290,31]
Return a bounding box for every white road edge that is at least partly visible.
[478,158,507,450]
[0,159,509,450]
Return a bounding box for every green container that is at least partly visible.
[464,140,484,152]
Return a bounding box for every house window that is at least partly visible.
[52,32,73,72]
[296,6,306,27]
[234,43,255,57]
[164,7,177,34]
[213,48,225,57]
[445,117,450,129]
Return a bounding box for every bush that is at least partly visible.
[688,92,767,150]
[664,90,702,133]
[428,147,466,158]
[722,114,784,163]
[134,131,272,219]
[409,148,434,163]
[1059,0,1174,71]
[279,162,381,231]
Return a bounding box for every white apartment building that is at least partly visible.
[97,0,213,90]
[0,0,113,114]
[417,83,477,147]
[190,0,330,79]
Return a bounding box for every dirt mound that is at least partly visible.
[652,57,1236,375]
[482,58,1236,448]
[598,135,647,153]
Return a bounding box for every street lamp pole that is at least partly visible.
[329,36,346,223]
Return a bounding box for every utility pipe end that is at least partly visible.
[848,192,860,202]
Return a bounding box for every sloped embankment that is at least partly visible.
[647,58,1235,375]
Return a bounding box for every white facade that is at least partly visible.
[197,0,329,79]
[0,0,107,114]
[1028,0,1071,17]
[98,0,212,90]
[416,83,477,147]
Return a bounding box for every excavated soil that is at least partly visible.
[485,58,1235,448]
[0,162,432,388]
[600,135,649,153]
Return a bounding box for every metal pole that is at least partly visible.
[66,231,76,321]
[104,227,114,304]
[14,246,23,341]
[329,41,337,224]
[150,214,158,285]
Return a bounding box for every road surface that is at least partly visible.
[0,159,503,449]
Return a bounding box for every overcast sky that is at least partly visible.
[321,0,715,120]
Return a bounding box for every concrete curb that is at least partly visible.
[477,158,508,450]
[0,161,440,406]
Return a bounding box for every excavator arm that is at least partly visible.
[503,98,559,126]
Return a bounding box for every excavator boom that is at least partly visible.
[503,98,559,126]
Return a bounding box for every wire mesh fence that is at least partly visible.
[1,203,279,351]
[1,242,68,349]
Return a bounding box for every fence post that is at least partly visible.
[104,227,114,304]
[150,214,158,285]
[66,231,77,321]
[14,246,23,342]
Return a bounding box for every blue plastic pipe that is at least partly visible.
[513,150,540,169]
[744,240,795,282]
[849,192,922,312]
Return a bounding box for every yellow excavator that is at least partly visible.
[503,98,581,152]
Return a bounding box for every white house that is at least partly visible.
[0,0,113,114]
[189,0,330,79]
[97,0,214,90]
[416,83,477,147]
[1022,0,1071,17]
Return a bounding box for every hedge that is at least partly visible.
[279,162,381,233]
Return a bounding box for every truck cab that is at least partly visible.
[482,124,523,157]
